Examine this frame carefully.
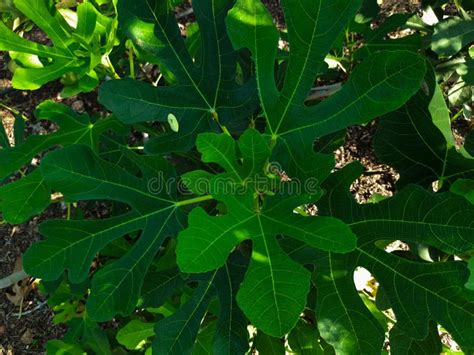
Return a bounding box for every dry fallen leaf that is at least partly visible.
[20,329,34,345]
[13,255,22,273]
[6,281,31,306]
[5,256,33,306]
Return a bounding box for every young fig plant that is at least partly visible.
[11,0,474,353]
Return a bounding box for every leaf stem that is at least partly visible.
[103,55,120,80]
[451,108,464,122]
[128,49,135,79]
[0,102,20,115]
[210,109,231,136]
[67,203,71,220]
[153,73,163,87]
[175,195,213,207]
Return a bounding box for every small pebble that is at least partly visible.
[71,100,85,113]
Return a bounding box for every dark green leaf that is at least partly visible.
[375,67,474,188]
[432,18,474,57]
[99,0,258,153]
[354,14,422,59]
[288,320,324,355]
[315,163,474,353]
[152,254,249,355]
[23,144,184,320]
[390,322,442,355]
[254,332,284,355]
[226,0,425,181]
[0,101,119,223]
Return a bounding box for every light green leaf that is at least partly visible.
[14,0,72,48]
[46,340,85,355]
[117,320,156,350]
[0,0,116,91]
[76,3,97,43]
[177,129,356,336]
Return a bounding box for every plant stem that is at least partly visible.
[220,124,231,136]
[175,195,213,207]
[67,203,71,220]
[104,55,120,79]
[210,110,231,136]
[0,102,19,115]
[128,49,135,79]
[451,108,464,122]
[153,73,163,87]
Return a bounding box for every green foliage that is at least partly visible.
[0,101,120,223]
[1,0,473,354]
[98,0,258,153]
[315,162,474,353]
[116,320,155,350]
[24,144,184,321]
[0,0,119,96]
[375,67,474,188]
[177,129,356,336]
[432,18,474,57]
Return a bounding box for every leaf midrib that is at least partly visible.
[91,210,178,315]
[256,214,283,335]
[33,206,176,274]
[144,0,214,111]
[167,271,218,352]
[271,0,322,135]
[357,245,474,318]
[278,60,422,137]
[47,163,174,204]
